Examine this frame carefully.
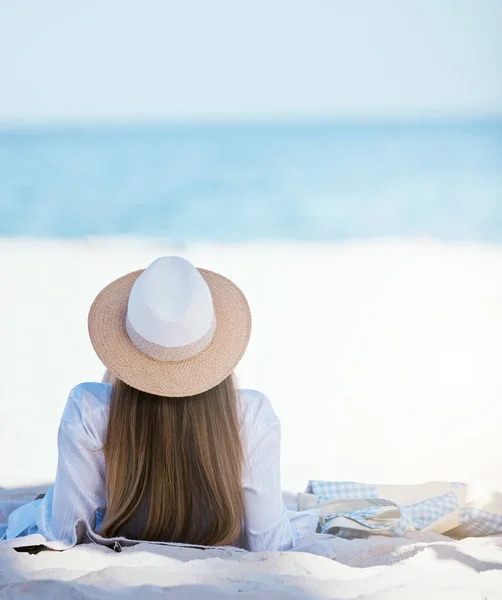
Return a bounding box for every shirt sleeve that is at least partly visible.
[242,402,294,552]
[38,385,106,544]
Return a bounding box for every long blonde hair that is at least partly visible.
[99,374,244,546]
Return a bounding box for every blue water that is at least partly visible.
[0,120,501,241]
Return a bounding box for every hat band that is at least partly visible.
[125,316,217,362]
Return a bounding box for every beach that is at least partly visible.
[1,237,502,597]
[1,0,501,593]
[2,531,502,599]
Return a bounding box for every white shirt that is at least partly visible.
[5,382,295,552]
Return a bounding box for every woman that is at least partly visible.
[4,256,295,552]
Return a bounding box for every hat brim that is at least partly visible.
[88,268,251,397]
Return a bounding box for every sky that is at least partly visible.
[0,0,501,125]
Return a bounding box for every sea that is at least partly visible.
[0,120,501,242]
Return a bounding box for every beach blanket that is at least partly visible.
[299,480,502,538]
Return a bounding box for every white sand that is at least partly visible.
[2,531,502,598]
[1,237,502,598]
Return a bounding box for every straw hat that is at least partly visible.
[88,256,251,397]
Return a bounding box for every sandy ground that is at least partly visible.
[2,527,502,598]
[1,237,502,598]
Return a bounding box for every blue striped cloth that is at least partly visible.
[306,481,502,537]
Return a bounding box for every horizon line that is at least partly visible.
[1,113,501,134]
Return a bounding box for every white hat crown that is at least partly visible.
[126,256,216,362]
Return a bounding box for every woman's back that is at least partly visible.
[42,381,293,551]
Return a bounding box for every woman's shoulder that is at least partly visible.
[60,382,112,439]
[63,381,112,412]
[238,389,282,475]
[238,388,280,430]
